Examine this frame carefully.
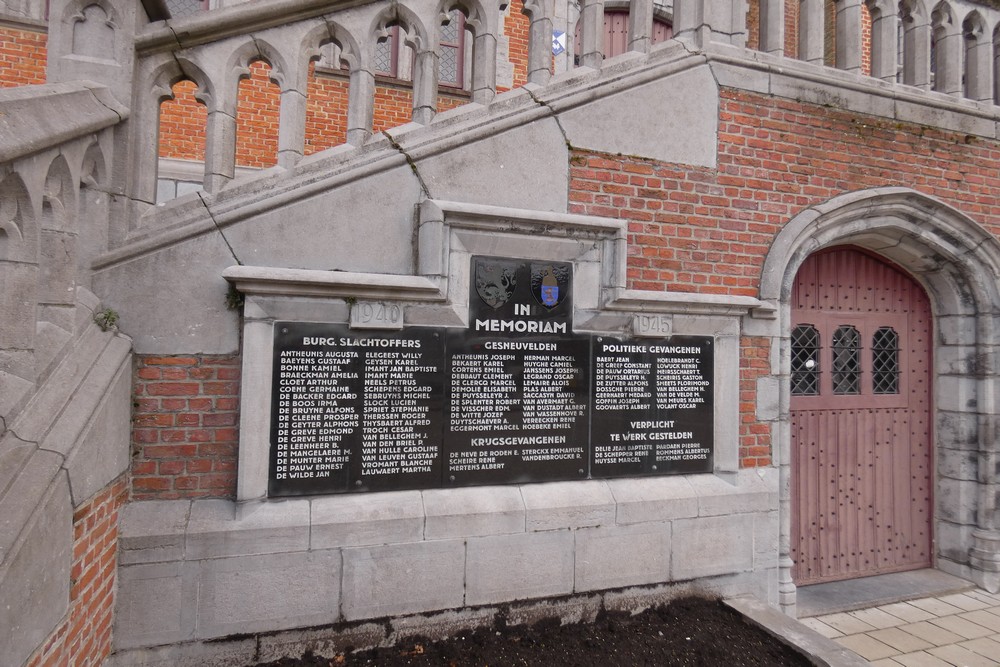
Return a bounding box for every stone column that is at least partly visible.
[758,0,784,55]
[933,12,963,95]
[578,0,605,69]
[901,5,931,89]
[835,0,864,73]
[965,29,993,102]
[204,100,238,193]
[627,0,653,54]
[411,48,438,125]
[471,32,498,105]
[523,0,555,85]
[798,0,825,64]
[277,88,307,168]
[346,67,375,146]
[867,0,898,81]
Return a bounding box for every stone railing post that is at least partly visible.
[411,46,439,124]
[835,0,864,73]
[966,30,993,102]
[933,14,963,95]
[798,0,825,64]
[523,0,555,85]
[867,0,898,81]
[346,65,375,146]
[627,0,653,54]
[758,0,784,55]
[674,0,746,49]
[900,4,931,89]
[578,0,605,68]
[277,88,306,169]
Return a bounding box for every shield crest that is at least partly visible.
[475,261,517,309]
[531,264,569,309]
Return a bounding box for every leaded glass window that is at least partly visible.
[832,325,861,394]
[166,0,208,18]
[374,31,397,77]
[872,327,900,394]
[791,325,821,396]
[439,10,465,87]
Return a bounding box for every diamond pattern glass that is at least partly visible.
[832,326,861,394]
[791,325,820,396]
[872,327,900,394]
[440,46,458,85]
[166,0,205,18]
[374,35,394,76]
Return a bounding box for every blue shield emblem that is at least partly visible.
[531,263,570,309]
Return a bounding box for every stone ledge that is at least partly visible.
[0,82,126,163]
[115,470,779,649]
[120,470,778,564]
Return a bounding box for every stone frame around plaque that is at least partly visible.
[226,199,761,502]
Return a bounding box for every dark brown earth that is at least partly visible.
[252,597,812,666]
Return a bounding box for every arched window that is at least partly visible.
[375,10,468,89]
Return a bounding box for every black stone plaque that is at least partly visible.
[443,333,591,485]
[590,336,714,477]
[266,259,717,497]
[270,323,444,496]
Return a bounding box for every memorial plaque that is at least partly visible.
[444,334,591,485]
[441,257,589,485]
[267,258,718,497]
[590,336,714,477]
[270,323,444,496]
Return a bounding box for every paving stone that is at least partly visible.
[836,633,900,661]
[938,593,992,611]
[817,612,878,635]
[851,607,907,629]
[891,651,956,667]
[799,617,844,638]
[929,614,995,640]
[870,660,905,667]
[868,627,935,653]
[959,636,1000,661]
[878,602,937,624]
[910,597,967,617]
[898,621,965,647]
[927,643,1000,666]
[960,610,1000,632]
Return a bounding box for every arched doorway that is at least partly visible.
[758,188,1000,607]
[790,246,933,585]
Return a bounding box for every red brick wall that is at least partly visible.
[0,26,47,88]
[132,355,240,500]
[25,477,127,667]
[506,0,530,88]
[235,60,281,168]
[159,79,208,162]
[740,338,772,466]
[305,64,350,153]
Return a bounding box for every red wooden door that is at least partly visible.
[790,247,933,585]
[573,11,672,60]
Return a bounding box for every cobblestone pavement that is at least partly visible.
[801,589,1000,666]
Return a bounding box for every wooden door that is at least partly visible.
[790,247,933,585]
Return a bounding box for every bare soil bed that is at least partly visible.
[252,596,811,666]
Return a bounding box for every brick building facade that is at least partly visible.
[3,0,1000,665]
